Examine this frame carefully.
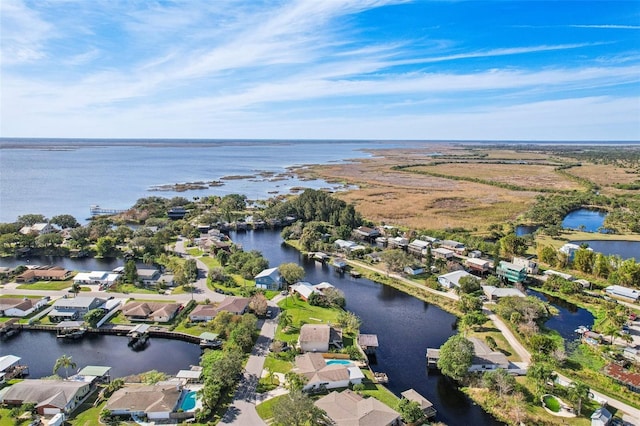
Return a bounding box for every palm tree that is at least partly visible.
[71,282,81,297]
[278,311,293,332]
[53,354,77,379]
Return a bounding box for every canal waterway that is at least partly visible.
[527,289,595,344]
[1,331,201,379]
[229,229,502,426]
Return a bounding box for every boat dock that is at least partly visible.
[199,332,222,349]
[426,348,440,370]
[127,324,150,349]
[0,319,21,339]
[401,389,437,419]
[90,205,127,216]
[56,321,87,340]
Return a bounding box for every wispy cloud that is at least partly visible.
[570,24,640,30]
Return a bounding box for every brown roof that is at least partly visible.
[106,385,180,413]
[0,380,89,410]
[299,324,330,345]
[358,334,379,348]
[295,353,350,384]
[295,353,328,374]
[315,390,400,426]
[17,266,70,281]
[0,298,35,312]
[215,297,250,315]
[190,304,217,318]
[122,302,180,319]
[605,363,640,388]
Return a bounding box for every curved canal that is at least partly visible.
[230,229,502,426]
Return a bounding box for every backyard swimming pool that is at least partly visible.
[326,359,354,366]
[180,391,198,411]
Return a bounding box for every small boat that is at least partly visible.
[57,329,86,340]
[350,270,361,278]
[56,321,86,340]
[373,372,389,383]
[574,325,590,334]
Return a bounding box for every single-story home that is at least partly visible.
[0,355,22,384]
[254,267,282,290]
[0,379,91,415]
[437,270,473,289]
[122,301,181,323]
[189,297,250,322]
[290,282,320,301]
[49,297,105,322]
[481,285,526,301]
[136,266,161,286]
[105,384,181,420]
[468,337,509,371]
[0,296,49,317]
[73,271,120,289]
[604,363,640,393]
[314,390,401,426]
[590,407,612,426]
[19,223,56,235]
[605,285,640,302]
[16,266,73,282]
[295,353,364,392]
[432,247,454,260]
[298,324,342,353]
[404,265,425,276]
[543,269,575,281]
[334,239,358,251]
[353,226,380,240]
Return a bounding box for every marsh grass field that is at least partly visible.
[298,144,640,231]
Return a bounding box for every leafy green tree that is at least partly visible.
[249,293,268,317]
[528,335,557,361]
[526,362,554,396]
[53,354,77,378]
[284,372,307,392]
[459,312,487,334]
[279,311,293,331]
[36,232,63,248]
[95,236,118,257]
[573,248,595,273]
[337,311,361,334]
[482,368,516,397]
[17,214,47,226]
[84,309,104,328]
[437,335,473,381]
[396,398,424,423]
[279,263,305,288]
[484,275,501,287]
[499,233,528,258]
[299,227,322,252]
[141,370,167,384]
[124,259,138,284]
[593,253,611,278]
[457,275,481,294]
[323,287,346,308]
[272,390,332,426]
[50,214,79,229]
[184,259,198,283]
[380,249,412,274]
[537,245,557,266]
[567,381,590,415]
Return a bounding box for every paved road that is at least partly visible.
[219,306,279,426]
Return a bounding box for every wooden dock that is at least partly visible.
[90,205,126,216]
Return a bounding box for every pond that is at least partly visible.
[562,209,608,233]
[571,240,640,261]
[515,225,539,236]
[230,230,502,426]
[527,289,594,343]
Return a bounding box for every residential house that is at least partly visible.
[400,389,437,419]
[604,363,640,393]
[543,269,575,281]
[437,270,474,289]
[468,250,482,258]
[298,324,342,353]
[0,379,91,415]
[353,226,380,242]
[167,207,187,220]
[387,237,408,250]
[440,240,466,255]
[512,256,539,275]
[334,239,357,252]
[496,261,527,284]
[590,407,612,426]
[0,355,22,384]
[404,265,425,276]
[314,390,401,426]
[482,285,526,301]
[0,296,49,317]
[294,353,364,392]
[254,267,282,290]
[605,285,640,302]
[16,266,73,282]
[560,243,592,262]
[73,271,120,289]
[122,301,181,323]
[408,239,430,256]
[468,337,509,371]
[49,297,105,322]
[290,282,319,301]
[136,266,161,286]
[19,223,56,235]
[189,297,250,322]
[432,247,454,260]
[105,384,181,420]
[465,258,490,274]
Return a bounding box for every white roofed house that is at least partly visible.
[19,223,56,235]
[438,270,473,289]
[440,240,466,254]
[73,271,120,289]
[605,285,640,302]
[432,247,454,260]
[136,266,161,286]
[49,297,105,322]
[512,256,539,275]
[482,285,526,301]
[0,296,49,317]
[408,239,430,256]
[298,324,342,353]
[254,267,282,290]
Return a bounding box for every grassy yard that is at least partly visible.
[263,355,294,374]
[275,296,342,344]
[0,408,33,426]
[172,319,211,336]
[0,294,46,299]
[110,283,158,294]
[17,280,72,290]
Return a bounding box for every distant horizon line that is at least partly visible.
[1,137,639,144]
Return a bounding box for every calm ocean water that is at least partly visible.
[0,139,411,223]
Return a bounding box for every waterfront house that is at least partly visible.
[496,261,527,284]
[604,363,640,393]
[254,267,282,290]
[400,389,437,419]
[465,258,491,274]
[0,355,22,384]
[176,366,204,384]
[560,243,592,262]
[49,297,105,322]
[19,223,55,235]
[189,297,250,322]
[167,207,187,220]
[408,239,430,256]
[294,353,364,392]
[440,240,466,255]
[298,324,342,353]
[468,337,509,371]
[73,271,120,289]
[0,379,91,415]
[314,390,401,426]
[290,282,319,301]
[189,304,217,322]
[482,285,526,301]
[605,285,640,302]
[334,239,357,252]
[105,384,181,420]
[136,266,161,286]
[16,266,73,282]
[357,334,379,355]
[432,247,454,260]
[437,270,473,289]
[590,407,612,426]
[122,301,181,323]
[543,269,575,281]
[0,296,49,317]
[404,265,425,276]
[512,256,539,275]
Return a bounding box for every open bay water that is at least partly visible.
[0,139,407,223]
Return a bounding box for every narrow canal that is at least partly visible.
[230,229,502,426]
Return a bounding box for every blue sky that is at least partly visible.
[1,0,639,140]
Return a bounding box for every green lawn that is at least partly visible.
[0,294,45,299]
[17,280,72,290]
[110,283,157,294]
[275,297,342,344]
[172,319,211,336]
[263,355,294,374]
[0,408,33,426]
[256,393,283,421]
[542,394,561,412]
[359,369,400,409]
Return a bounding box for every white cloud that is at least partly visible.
[0,0,54,65]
